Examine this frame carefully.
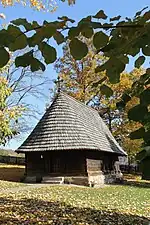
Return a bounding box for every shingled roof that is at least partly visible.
[17,92,127,156]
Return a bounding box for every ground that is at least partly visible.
[0,164,25,182]
[0,164,149,225]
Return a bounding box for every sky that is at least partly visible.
[0,0,150,150]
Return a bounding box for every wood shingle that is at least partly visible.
[17,92,127,156]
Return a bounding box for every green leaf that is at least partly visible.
[90,22,102,29]
[110,15,121,21]
[30,58,45,72]
[128,104,148,122]
[11,18,33,31]
[68,27,81,39]
[144,131,150,144]
[93,10,107,19]
[15,51,33,68]
[101,42,116,54]
[96,57,125,83]
[116,100,126,109]
[28,33,43,47]
[107,71,120,84]
[43,24,56,38]
[32,21,40,27]
[69,38,88,60]
[135,7,148,17]
[78,16,92,29]
[58,16,75,23]
[107,59,126,83]
[135,56,145,68]
[127,46,140,57]
[136,147,150,161]
[7,25,21,37]
[39,42,57,64]
[122,93,131,103]
[143,11,150,21]
[15,51,45,71]
[81,27,93,38]
[100,84,113,97]
[53,31,65,45]
[93,31,109,50]
[0,47,9,68]
[146,68,150,74]
[140,89,150,106]
[0,29,12,47]
[130,127,145,140]
[28,25,56,47]
[142,45,150,56]
[6,25,28,51]
[118,55,129,64]
[9,34,27,51]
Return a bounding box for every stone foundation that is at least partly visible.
[23,171,123,186]
[88,171,123,186]
[64,176,88,186]
[88,171,105,187]
[24,176,36,183]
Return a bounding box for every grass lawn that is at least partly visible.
[0,165,149,224]
[0,184,149,225]
[0,180,25,191]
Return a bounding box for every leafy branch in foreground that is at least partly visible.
[0,7,150,146]
[55,40,144,162]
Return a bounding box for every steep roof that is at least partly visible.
[17,92,127,156]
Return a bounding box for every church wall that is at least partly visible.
[26,152,44,175]
[85,150,119,186]
[25,150,87,177]
[24,150,121,185]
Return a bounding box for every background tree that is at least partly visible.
[0,0,74,12]
[54,38,106,103]
[0,75,24,145]
[1,55,51,134]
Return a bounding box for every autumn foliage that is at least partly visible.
[0,0,74,12]
[0,76,24,145]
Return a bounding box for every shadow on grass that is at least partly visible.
[121,180,150,188]
[0,167,25,182]
[0,197,149,225]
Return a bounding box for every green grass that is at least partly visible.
[0,165,149,224]
[0,180,25,191]
[0,184,149,224]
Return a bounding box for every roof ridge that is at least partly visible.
[60,91,99,114]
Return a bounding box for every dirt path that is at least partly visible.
[0,183,57,194]
[0,183,91,194]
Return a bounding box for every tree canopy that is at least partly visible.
[0,74,24,145]
[0,7,150,148]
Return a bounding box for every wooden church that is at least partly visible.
[16,91,127,186]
